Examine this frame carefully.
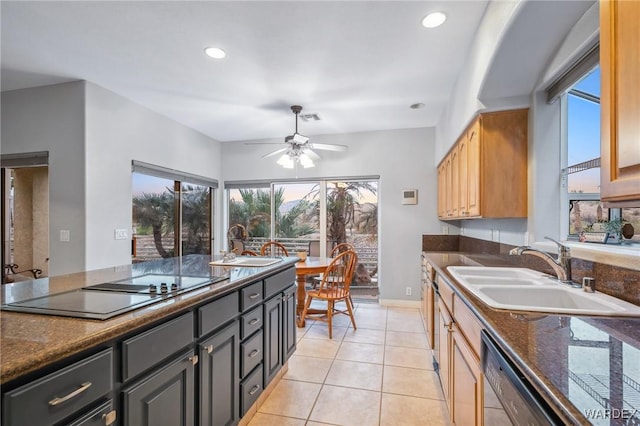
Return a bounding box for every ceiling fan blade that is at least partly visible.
[262,147,289,158]
[304,148,321,160]
[310,143,348,152]
[245,142,285,146]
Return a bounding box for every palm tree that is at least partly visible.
[229,187,315,239]
[132,192,175,258]
[325,182,377,244]
[181,185,211,254]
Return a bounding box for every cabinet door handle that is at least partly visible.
[189,355,199,365]
[249,318,260,326]
[249,349,260,358]
[102,410,117,426]
[249,384,261,395]
[204,344,213,354]
[48,382,92,406]
[249,293,260,299]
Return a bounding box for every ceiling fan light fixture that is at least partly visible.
[277,154,295,169]
[299,153,315,168]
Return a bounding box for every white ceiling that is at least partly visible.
[1,1,490,142]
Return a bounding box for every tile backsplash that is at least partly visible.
[422,235,640,307]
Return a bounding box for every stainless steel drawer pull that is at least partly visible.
[249,318,260,326]
[48,382,92,406]
[249,293,260,299]
[249,349,260,358]
[249,384,261,395]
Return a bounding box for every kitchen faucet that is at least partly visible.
[509,237,576,287]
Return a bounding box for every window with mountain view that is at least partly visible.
[565,65,639,242]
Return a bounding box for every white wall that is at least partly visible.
[2,82,87,275]
[435,0,522,163]
[222,127,438,302]
[2,81,223,275]
[85,82,223,270]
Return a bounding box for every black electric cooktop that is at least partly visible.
[1,274,227,320]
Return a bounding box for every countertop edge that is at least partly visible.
[1,258,298,385]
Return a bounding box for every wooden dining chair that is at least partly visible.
[312,242,356,289]
[301,250,358,338]
[260,241,289,256]
[330,242,354,257]
[241,250,258,256]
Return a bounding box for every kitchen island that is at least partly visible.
[1,254,298,426]
[423,251,640,425]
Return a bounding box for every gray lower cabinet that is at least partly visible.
[282,284,297,362]
[198,321,240,426]
[2,349,113,426]
[122,349,196,426]
[1,265,297,426]
[264,284,297,387]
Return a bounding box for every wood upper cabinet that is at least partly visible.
[600,0,640,204]
[437,109,528,220]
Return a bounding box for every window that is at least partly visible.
[562,65,640,243]
[131,161,216,261]
[226,177,379,296]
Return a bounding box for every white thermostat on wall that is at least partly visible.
[402,189,418,205]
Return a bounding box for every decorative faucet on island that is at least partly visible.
[509,236,577,287]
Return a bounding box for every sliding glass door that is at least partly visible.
[226,177,379,298]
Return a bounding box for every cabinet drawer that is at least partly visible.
[240,364,263,416]
[68,400,115,426]
[453,297,483,358]
[122,312,193,382]
[437,275,455,312]
[3,349,113,426]
[241,281,263,311]
[264,268,295,299]
[241,330,263,378]
[198,291,239,337]
[241,305,263,340]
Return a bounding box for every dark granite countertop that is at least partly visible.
[423,251,640,425]
[0,254,298,385]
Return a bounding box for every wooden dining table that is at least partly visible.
[295,256,331,327]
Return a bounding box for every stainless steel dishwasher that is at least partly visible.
[481,331,562,425]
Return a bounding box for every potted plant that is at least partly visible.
[604,217,625,243]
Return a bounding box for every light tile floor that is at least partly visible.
[249,301,450,426]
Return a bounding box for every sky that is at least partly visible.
[567,66,600,193]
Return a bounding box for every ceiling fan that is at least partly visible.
[252,105,347,169]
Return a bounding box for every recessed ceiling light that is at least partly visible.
[204,47,226,59]
[410,103,426,109]
[422,12,446,28]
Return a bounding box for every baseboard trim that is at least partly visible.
[378,299,421,308]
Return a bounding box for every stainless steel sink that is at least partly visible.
[447,266,640,317]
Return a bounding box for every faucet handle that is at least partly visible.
[544,236,571,259]
[544,236,568,250]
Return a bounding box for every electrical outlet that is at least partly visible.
[114,228,128,240]
[442,226,449,235]
[60,230,70,242]
[406,287,412,296]
[492,229,500,242]
[461,227,465,235]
